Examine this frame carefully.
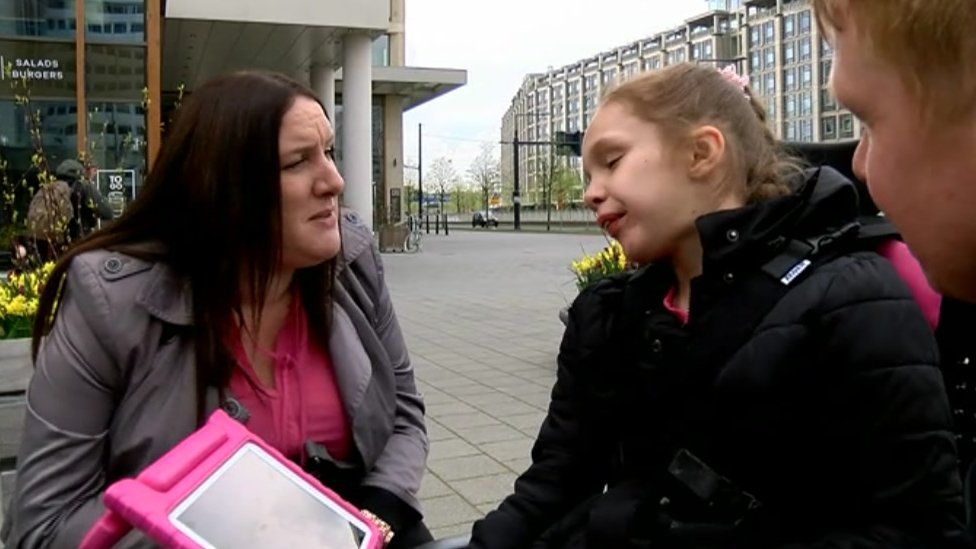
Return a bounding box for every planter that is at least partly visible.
[377,224,409,253]
[0,337,31,395]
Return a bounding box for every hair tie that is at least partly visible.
[718,65,750,98]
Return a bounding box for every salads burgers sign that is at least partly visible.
[0,56,65,81]
[0,40,75,99]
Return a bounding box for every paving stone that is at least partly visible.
[422,495,483,530]
[499,412,546,431]
[419,472,454,499]
[384,231,608,534]
[479,438,535,462]
[458,423,527,445]
[429,437,481,461]
[452,473,518,505]
[429,522,474,541]
[427,454,508,482]
[436,411,501,431]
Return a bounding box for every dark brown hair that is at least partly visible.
[603,63,803,203]
[33,71,337,417]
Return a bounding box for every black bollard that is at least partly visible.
[425,214,430,234]
[444,214,449,236]
[435,214,440,235]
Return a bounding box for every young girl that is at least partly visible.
[469,64,967,548]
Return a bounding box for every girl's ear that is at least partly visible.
[687,125,726,181]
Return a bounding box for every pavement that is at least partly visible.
[0,230,610,545]
[382,230,609,539]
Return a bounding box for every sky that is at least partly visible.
[401,0,706,181]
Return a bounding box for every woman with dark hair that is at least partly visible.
[1,71,430,548]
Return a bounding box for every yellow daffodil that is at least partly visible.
[0,261,55,339]
[569,241,632,292]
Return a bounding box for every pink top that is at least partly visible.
[229,296,352,463]
[876,240,942,330]
[663,286,690,326]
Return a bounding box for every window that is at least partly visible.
[820,38,833,57]
[763,21,774,43]
[751,52,761,72]
[800,119,813,142]
[820,88,837,111]
[800,65,812,88]
[0,0,78,39]
[784,120,797,140]
[86,0,146,43]
[704,42,713,59]
[839,113,854,138]
[800,91,813,115]
[766,97,776,118]
[765,73,775,95]
[784,42,795,65]
[799,37,812,61]
[785,68,796,91]
[86,101,146,193]
[764,47,775,69]
[585,75,597,90]
[799,10,812,34]
[785,94,797,116]
[820,59,832,85]
[821,115,837,139]
[751,27,760,46]
[784,15,795,37]
[371,35,390,66]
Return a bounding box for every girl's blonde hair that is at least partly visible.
[602,63,803,204]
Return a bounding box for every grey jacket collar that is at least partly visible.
[135,209,373,327]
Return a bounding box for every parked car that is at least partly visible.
[472,210,499,228]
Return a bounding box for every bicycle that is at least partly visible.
[404,215,423,253]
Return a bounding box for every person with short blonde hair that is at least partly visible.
[814,0,976,302]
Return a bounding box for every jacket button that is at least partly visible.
[659,496,671,507]
[954,409,965,417]
[962,357,972,366]
[103,257,123,273]
[726,229,740,242]
[651,339,663,353]
[723,272,735,284]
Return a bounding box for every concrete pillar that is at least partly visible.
[389,0,406,67]
[310,65,336,122]
[383,95,404,225]
[342,32,373,230]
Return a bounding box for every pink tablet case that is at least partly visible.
[80,409,381,548]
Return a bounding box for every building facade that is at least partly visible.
[1,0,465,231]
[501,0,859,207]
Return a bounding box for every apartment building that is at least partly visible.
[501,0,859,207]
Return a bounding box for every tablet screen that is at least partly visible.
[169,443,369,549]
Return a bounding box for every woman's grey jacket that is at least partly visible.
[2,211,428,548]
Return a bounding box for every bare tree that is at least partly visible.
[426,157,457,215]
[468,143,501,218]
